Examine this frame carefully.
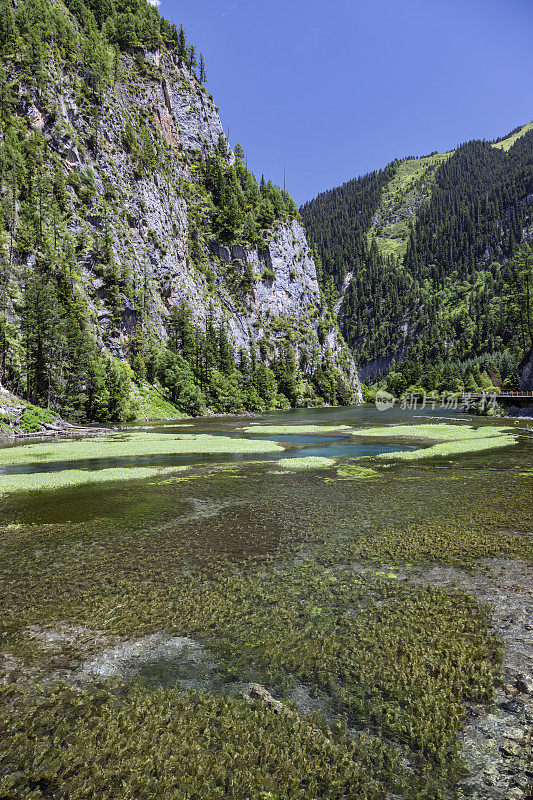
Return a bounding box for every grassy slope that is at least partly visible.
[0,387,60,436]
[369,152,452,259]
[491,121,533,151]
[133,383,186,421]
[367,120,532,261]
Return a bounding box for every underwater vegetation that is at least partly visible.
[354,423,510,439]
[0,466,184,495]
[277,456,336,469]
[353,423,519,461]
[243,425,353,434]
[378,432,517,460]
[380,435,517,460]
[330,465,380,480]
[0,551,508,798]
[190,564,502,780]
[0,417,531,799]
[0,432,284,467]
[0,682,397,800]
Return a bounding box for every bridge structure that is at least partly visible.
[465,391,533,400]
[461,390,533,410]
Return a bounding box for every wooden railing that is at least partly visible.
[463,391,533,399]
[495,391,533,398]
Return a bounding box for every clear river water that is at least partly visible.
[0,404,531,800]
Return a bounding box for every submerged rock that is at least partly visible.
[79,633,209,685]
[244,682,286,713]
[459,684,532,800]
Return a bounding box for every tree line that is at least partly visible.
[301,131,533,387]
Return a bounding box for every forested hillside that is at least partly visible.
[301,125,533,390]
[0,0,360,427]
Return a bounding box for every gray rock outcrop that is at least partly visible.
[9,46,361,400]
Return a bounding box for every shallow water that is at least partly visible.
[0,440,419,475]
[0,407,428,476]
[1,404,531,798]
[0,404,528,534]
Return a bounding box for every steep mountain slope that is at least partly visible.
[0,0,361,423]
[369,151,451,261]
[301,123,533,385]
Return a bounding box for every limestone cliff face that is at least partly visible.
[16,45,361,400]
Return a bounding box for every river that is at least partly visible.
[0,406,531,799]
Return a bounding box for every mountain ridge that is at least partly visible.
[301,121,533,389]
[0,0,361,423]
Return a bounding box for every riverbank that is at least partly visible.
[0,383,184,439]
[0,383,353,440]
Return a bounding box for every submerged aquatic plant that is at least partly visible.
[243,424,353,435]
[330,465,380,480]
[278,456,335,470]
[351,423,518,461]
[0,682,397,800]
[378,434,517,461]
[0,466,184,495]
[0,416,531,799]
[0,432,284,467]
[353,423,512,439]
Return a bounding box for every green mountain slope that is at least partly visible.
[491,121,533,151]
[0,0,361,425]
[370,151,451,260]
[301,123,533,387]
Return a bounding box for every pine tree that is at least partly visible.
[21,266,60,406]
[187,43,197,71]
[177,24,186,61]
[218,321,234,374]
[168,300,195,366]
[0,0,15,53]
[199,53,207,83]
[203,306,218,380]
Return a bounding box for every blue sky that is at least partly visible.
[160,0,533,205]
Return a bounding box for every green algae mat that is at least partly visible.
[243,424,353,434]
[276,455,336,469]
[0,432,284,466]
[0,465,186,495]
[1,410,532,800]
[355,422,519,460]
[242,421,519,462]
[0,432,284,494]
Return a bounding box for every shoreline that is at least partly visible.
[0,403,356,442]
[1,400,529,444]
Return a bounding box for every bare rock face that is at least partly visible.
[13,46,361,398]
[253,220,320,317]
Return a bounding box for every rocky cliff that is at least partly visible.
[0,0,361,419]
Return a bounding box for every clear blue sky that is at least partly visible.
[160,0,532,205]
